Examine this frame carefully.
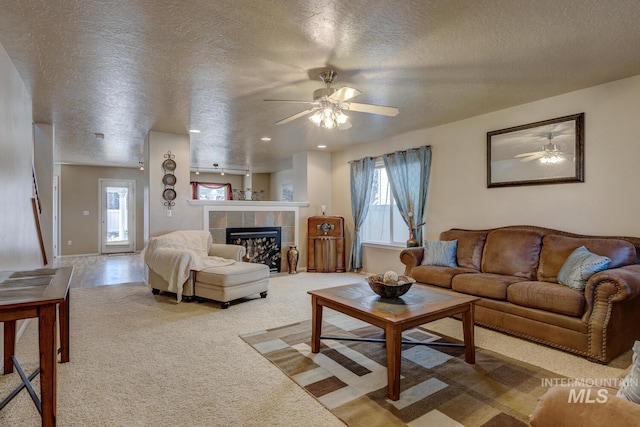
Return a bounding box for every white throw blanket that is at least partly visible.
[141,230,235,302]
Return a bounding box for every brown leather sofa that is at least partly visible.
[529,365,639,426]
[399,225,640,363]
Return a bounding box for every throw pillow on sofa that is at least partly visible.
[617,341,640,403]
[557,246,611,290]
[421,240,458,267]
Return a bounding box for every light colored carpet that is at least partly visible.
[0,272,631,426]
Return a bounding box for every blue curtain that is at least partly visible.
[348,157,375,271]
[382,146,432,244]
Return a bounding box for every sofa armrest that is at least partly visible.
[530,386,640,427]
[209,243,246,261]
[585,264,640,304]
[399,247,424,276]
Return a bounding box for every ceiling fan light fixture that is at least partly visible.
[540,154,563,164]
[324,117,335,129]
[266,69,397,130]
[335,110,348,125]
[308,104,346,129]
[540,144,563,164]
[309,112,322,126]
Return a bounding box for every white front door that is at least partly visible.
[99,179,135,254]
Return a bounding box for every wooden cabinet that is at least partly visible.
[307,216,345,273]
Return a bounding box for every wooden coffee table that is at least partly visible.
[308,282,479,401]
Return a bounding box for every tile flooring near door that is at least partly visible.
[53,253,145,288]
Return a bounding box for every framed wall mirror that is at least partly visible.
[487,113,584,188]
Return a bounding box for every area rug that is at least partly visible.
[240,312,561,427]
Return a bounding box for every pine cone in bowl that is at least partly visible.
[366,272,416,299]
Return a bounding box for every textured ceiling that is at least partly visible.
[2,0,640,173]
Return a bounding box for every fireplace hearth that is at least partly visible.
[226,227,282,272]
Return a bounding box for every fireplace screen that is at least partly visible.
[226,227,281,272]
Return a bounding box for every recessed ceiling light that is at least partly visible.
[261,137,271,142]
[317,145,327,148]
[189,129,201,133]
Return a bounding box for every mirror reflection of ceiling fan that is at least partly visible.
[514,133,565,164]
[264,70,399,130]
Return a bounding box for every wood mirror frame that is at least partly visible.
[487,113,584,188]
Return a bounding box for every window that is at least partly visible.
[361,166,408,245]
[191,182,231,200]
[197,185,227,200]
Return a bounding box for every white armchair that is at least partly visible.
[144,231,269,308]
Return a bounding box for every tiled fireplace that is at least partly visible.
[203,204,300,273]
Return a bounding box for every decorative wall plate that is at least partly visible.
[162,188,177,201]
[162,174,177,185]
[162,158,177,171]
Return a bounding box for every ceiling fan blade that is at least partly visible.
[329,86,361,102]
[275,109,315,125]
[344,102,399,116]
[514,151,542,158]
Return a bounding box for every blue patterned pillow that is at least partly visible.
[421,240,458,267]
[557,246,611,290]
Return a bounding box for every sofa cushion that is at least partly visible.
[557,246,611,290]
[410,266,477,288]
[195,261,270,287]
[440,230,488,270]
[507,281,586,317]
[537,235,636,283]
[421,240,458,267]
[452,273,527,300]
[481,229,543,280]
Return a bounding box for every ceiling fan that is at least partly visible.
[264,70,399,130]
[514,133,564,164]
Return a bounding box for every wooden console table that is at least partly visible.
[0,267,73,427]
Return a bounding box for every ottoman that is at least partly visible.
[194,261,270,308]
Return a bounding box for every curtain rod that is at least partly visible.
[347,156,377,164]
[347,145,431,163]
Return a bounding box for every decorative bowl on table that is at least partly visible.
[366,271,416,299]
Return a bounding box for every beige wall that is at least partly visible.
[332,74,640,274]
[147,131,202,238]
[251,173,271,200]
[0,41,42,270]
[60,165,146,255]
[270,169,293,201]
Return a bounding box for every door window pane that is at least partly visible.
[106,186,129,242]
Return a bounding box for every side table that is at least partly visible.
[0,266,73,427]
